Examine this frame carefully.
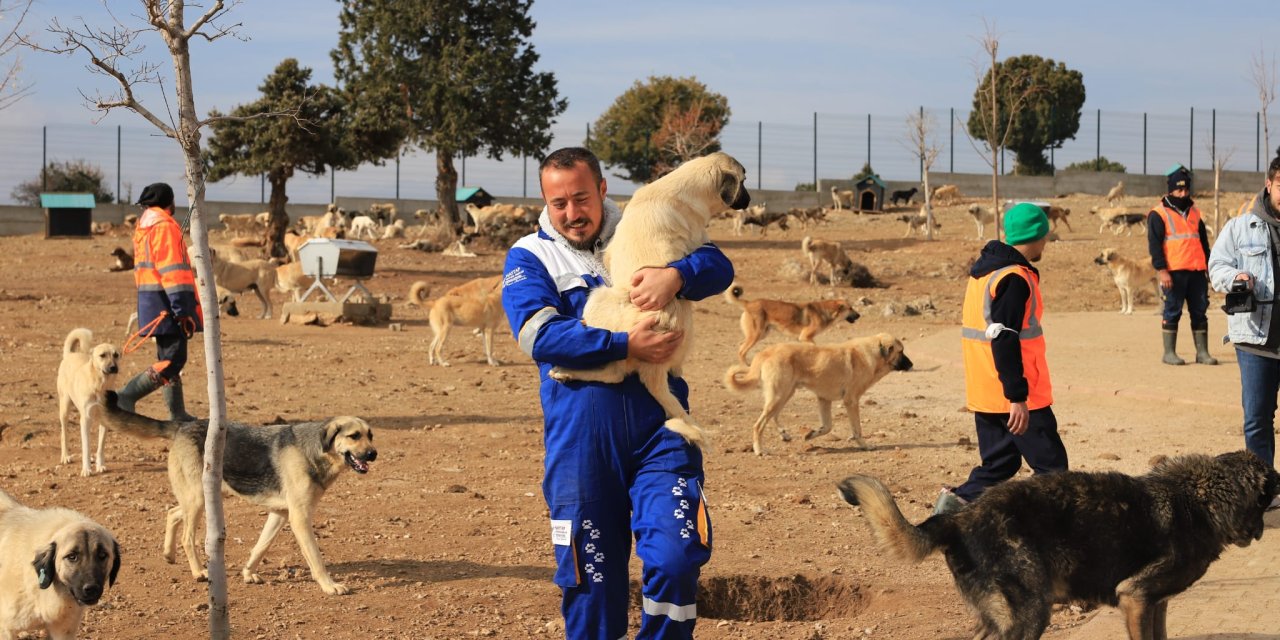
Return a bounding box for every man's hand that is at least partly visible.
[1157,269,1172,291]
[627,315,683,363]
[176,315,196,339]
[1007,401,1029,436]
[1235,272,1255,290]
[629,267,683,312]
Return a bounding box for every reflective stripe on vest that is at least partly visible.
[961,265,1052,412]
[1158,203,1207,271]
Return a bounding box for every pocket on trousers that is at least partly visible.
[549,507,581,588]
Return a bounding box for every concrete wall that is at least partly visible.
[820,170,1266,203]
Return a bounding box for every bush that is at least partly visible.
[1062,156,1126,173]
[794,182,815,191]
[10,159,115,206]
[852,162,877,181]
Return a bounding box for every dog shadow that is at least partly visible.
[372,414,520,430]
[328,558,552,587]
[806,441,957,455]
[1178,635,1280,639]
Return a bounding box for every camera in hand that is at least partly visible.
[1222,279,1257,315]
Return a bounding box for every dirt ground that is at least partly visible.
[0,188,1259,639]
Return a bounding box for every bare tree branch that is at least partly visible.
[904,109,943,240]
[0,0,35,111]
[1252,45,1276,158]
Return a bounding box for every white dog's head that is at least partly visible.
[90,343,121,376]
[642,152,751,226]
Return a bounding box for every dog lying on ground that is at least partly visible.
[1095,248,1161,315]
[837,451,1280,640]
[967,204,996,240]
[98,391,377,595]
[108,247,134,272]
[208,249,277,319]
[889,187,918,206]
[381,219,406,240]
[898,212,941,237]
[546,152,750,450]
[0,489,120,639]
[801,235,854,286]
[724,285,860,364]
[56,328,121,477]
[723,333,911,455]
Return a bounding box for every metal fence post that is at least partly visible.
[260,174,264,204]
[41,126,46,192]
[1143,113,1148,174]
[522,154,528,198]
[866,113,871,168]
[1258,111,1262,172]
[950,107,954,173]
[1212,108,1217,170]
[812,111,817,190]
[395,150,401,200]
[116,125,122,203]
[461,155,466,186]
[919,106,924,182]
[1190,107,1195,169]
[330,166,335,204]
[1095,108,1101,170]
[757,120,762,191]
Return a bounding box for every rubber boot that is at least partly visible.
[115,370,163,413]
[1193,330,1219,365]
[1162,330,1186,366]
[163,377,198,422]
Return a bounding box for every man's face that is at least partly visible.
[1023,236,1048,263]
[1170,187,1190,199]
[541,161,607,251]
[1268,176,1280,211]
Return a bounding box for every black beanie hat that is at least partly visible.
[1167,169,1191,193]
[137,182,175,209]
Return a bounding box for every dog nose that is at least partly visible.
[365,449,377,462]
[83,583,102,600]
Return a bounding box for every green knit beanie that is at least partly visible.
[1003,203,1050,245]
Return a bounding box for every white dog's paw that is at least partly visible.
[242,570,263,584]
[548,367,573,383]
[95,463,107,473]
[80,465,94,477]
[322,582,350,596]
[194,569,210,582]
[60,454,73,464]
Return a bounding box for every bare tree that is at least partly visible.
[961,19,1038,241]
[1252,46,1276,162]
[1205,136,1237,236]
[25,3,267,637]
[0,0,34,111]
[904,108,942,240]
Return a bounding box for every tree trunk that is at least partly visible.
[161,10,230,638]
[923,169,934,241]
[266,165,292,259]
[436,152,461,231]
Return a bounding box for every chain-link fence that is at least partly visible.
[2,106,1274,206]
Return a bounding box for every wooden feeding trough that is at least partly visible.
[280,238,392,325]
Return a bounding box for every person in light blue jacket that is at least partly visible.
[1208,148,1280,484]
[501,147,735,639]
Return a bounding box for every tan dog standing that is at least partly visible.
[56,328,121,476]
[547,152,751,450]
[1095,248,1161,314]
[801,235,854,286]
[0,490,120,639]
[724,285,860,364]
[426,287,507,367]
[723,333,912,455]
[208,248,277,319]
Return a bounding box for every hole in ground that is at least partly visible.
[631,574,868,622]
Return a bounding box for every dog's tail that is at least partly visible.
[98,390,185,440]
[722,284,747,307]
[722,361,761,392]
[406,281,432,307]
[64,328,94,356]
[801,235,813,254]
[837,475,939,563]
[0,487,17,515]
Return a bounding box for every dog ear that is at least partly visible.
[109,539,121,587]
[323,420,342,452]
[719,172,749,209]
[32,542,56,589]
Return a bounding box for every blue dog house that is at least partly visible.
[456,186,494,208]
[41,193,96,238]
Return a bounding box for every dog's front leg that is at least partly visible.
[287,503,348,595]
[842,394,868,449]
[804,398,835,441]
[483,328,501,367]
[548,361,627,384]
[58,396,73,465]
[242,511,287,584]
[79,410,94,476]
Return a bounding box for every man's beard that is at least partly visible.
[565,227,601,251]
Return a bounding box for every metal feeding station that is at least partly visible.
[281,238,392,325]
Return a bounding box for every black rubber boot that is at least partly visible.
[1162,330,1186,366]
[163,378,198,422]
[1193,330,1219,365]
[116,371,163,413]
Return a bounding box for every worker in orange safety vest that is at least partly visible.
[1147,166,1216,366]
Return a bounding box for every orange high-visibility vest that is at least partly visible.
[1155,202,1207,271]
[961,265,1052,413]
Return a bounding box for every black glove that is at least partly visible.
[176,315,196,339]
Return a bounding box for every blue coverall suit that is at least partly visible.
[501,201,734,639]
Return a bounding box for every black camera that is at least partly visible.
[1222,279,1257,315]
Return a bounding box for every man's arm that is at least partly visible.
[668,243,735,301]
[988,276,1031,404]
[1197,219,1211,260]
[1207,218,1247,292]
[501,247,627,369]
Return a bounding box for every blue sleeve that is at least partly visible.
[669,242,735,301]
[501,246,629,368]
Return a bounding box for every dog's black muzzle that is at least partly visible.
[844,310,861,323]
[1093,256,1106,265]
[894,354,914,372]
[729,187,751,210]
[74,583,103,606]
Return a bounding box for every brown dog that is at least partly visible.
[1094,248,1160,314]
[723,333,912,455]
[801,235,855,286]
[108,247,134,272]
[723,285,860,364]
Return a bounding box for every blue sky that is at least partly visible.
[0,1,1275,203]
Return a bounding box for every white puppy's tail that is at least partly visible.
[64,328,94,356]
[722,362,762,392]
[801,235,813,254]
[406,281,432,307]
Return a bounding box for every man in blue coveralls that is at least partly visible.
[502,147,735,639]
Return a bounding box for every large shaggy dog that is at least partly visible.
[0,489,120,639]
[838,451,1280,640]
[724,333,911,455]
[547,152,750,450]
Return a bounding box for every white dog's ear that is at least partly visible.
[33,542,56,589]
